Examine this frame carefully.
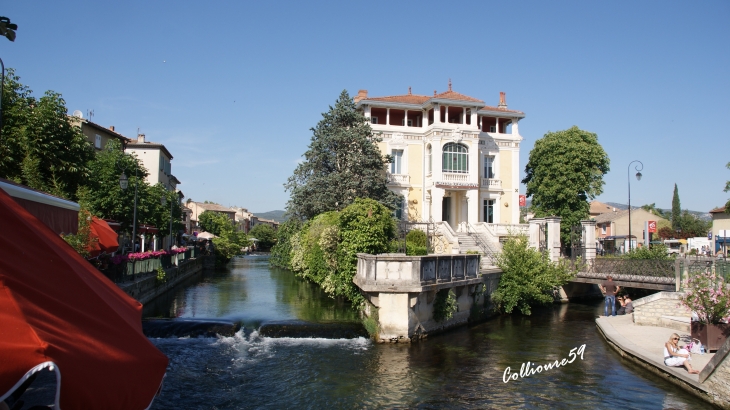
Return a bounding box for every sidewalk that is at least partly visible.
[596,315,714,391]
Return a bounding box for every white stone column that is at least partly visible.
[153,234,157,251]
[404,109,409,127]
[422,110,428,129]
[425,192,432,221]
[545,217,562,262]
[444,106,449,123]
[495,117,500,133]
[469,141,479,185]
[581,220,597,262]
[471,109,478,129]
[466,190,479,224]
[434,105,440,124]
[386,108,390,126]
[364,105,371,120]
[528,218,544,250]
[140,234,145,252]
[432,187,445,223]
[512,118,519,135]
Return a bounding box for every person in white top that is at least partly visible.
[664,333,699,374]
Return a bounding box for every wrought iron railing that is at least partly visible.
[466,223,500,265]
[576,257,676,284]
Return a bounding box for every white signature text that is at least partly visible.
[503,344,586,383]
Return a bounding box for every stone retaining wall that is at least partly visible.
[632,291,690,326]
[700,336,730,408]
[119,256,210,304]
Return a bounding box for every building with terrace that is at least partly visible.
[125,133,181,192]
[354,82,524,233]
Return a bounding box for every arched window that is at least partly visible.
[442,143,468,173]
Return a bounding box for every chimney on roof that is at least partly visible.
[408,87,412,95]
[137,133,146,143]
[498,92,507,108]
[434,90,437,96]
[448,78,452,91]
[109,125,115,132]
[354,89,368,103]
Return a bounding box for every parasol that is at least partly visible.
[0,188,168,409]
[87,217,120,257]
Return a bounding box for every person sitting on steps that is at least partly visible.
[617,295,634,315]
[664,333,699,374]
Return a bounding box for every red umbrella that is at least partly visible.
[87,217,120,257]
[0,188,168,409]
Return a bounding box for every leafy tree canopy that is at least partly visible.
[494,235,575,315]
[522,126,610,244]
[198,210,234,237]
[641,203,668,219]
[249,224,277,251]
[0,69,94,200]
[284,90,401,220]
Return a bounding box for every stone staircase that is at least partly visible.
[455,232,498,269]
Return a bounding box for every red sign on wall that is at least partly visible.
[519,195,526,207]
[648,220,657,233]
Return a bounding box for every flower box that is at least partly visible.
[691,322,730,352]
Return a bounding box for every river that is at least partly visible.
[143,255,705,409]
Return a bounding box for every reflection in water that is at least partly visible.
[147,256,705,409]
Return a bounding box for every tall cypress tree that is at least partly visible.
[671,183,681,231]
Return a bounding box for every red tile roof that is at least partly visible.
[365,94,432,104]
[710,207,728,214]
[478,104,525,114]
[433,90,484,103]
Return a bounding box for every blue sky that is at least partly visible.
[2,1,728,213]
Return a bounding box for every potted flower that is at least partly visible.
[679,269,730,351]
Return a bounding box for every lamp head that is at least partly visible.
[635,171,642,181]
[119,172,128,190]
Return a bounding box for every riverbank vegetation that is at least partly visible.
[493,235,575,315]
[272,198,395,307]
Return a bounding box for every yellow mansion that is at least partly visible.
[355,82,524,233]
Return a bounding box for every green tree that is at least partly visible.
[522,126,610,244]
[249,224,277,251]
[671,183,681,231]
[676,210,711,238]
[198,210,234,236]
[0,69,94,200]
[493,235,575,315]
[77,140,149,234]
[284,90,401,220]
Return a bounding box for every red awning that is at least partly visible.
[0,188,168,409]
[87,217,120,257]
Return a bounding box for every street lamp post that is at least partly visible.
[118,164,139,254]
[627,160,643,253]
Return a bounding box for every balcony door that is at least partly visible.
[442,197,451,226]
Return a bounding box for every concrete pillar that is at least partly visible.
[512,118,519,135]
[581,220,597,262]
[386,108,390,126]
[545,217,562,262]
[405,109,409,127]
[471,109,477,128]
[528,218,545,250]
[153,234,157,251]
[140,234,145,252]
[495,117,500,133]
[434,105,441,124]
[422,110,428,129]
[444,106,449,123]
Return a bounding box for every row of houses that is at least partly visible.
[588,200,729,255]
[182,201,279,235]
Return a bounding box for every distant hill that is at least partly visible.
[253,210,287,223]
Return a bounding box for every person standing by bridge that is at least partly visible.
[600,276,620,317]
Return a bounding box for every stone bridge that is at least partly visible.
[571,258,678,291]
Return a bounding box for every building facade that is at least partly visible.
[71,117,129,152]
[354,83,524,230]
[710,207,730,256]
[125,134,181,192]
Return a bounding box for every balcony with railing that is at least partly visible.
[481,178,502,189]
[387,173,410,185]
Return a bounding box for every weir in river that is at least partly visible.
[143,255,705,409]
